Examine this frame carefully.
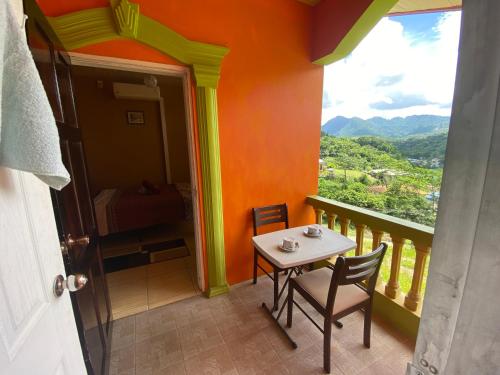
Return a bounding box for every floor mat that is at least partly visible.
[104,238,189,273]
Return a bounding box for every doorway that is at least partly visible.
[68,54,205,320]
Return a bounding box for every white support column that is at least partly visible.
[409,1,500,374]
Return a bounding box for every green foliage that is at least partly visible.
[357,174,371,185]
[318,135,442,226]
[393,132,448,167]
[355,136,400,155]
[319,179,386,211]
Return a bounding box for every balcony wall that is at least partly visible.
[307,195,434,340]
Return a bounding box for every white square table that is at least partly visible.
[252,225,356,311]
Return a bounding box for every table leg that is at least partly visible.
[273,267,279,311]
[262,299,298,349]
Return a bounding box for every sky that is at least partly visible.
[322,11,462,124]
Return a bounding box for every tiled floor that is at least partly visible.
[110,275,415,375]
[107,257,200,320]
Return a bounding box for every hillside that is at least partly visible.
[322,115,449,138]
[319,135,442,226]
[393,133,448,167]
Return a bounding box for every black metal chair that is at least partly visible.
[286,243,388,373]
[252,203,289,310]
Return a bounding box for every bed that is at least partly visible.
[94,184,190,236]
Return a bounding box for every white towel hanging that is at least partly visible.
[0,0,70,190]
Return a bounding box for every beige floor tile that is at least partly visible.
[357,359,399,375]
[226,329,289,375]
[111,316,136,352]
[107,255,199,320]
[109,344,135,375]
[107,266,148,287]
[135,329,184,373]
[109,269,148,320]
[178,317,224,360]
[135,362,186,375]
[148,270,198,310]
[172,298,214,328]
[183,344,238,375]
[283,343,344,375]
[147,258,190,278]
[135,306,177,343]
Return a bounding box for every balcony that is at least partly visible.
[108,197,425,374]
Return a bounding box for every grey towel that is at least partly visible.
[0,0,70,190]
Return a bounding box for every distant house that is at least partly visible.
[426,192,440,201]
[430,158,442,168]
[408,158,427,167]
[319,158,326,171]
[369,168,403,179]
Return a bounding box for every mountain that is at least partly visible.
[322,115,450,138]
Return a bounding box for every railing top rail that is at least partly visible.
[306,195,434,247]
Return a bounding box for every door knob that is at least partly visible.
[66,234,90,248]
[53,274,88,297]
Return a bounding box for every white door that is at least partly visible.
[0,1,86,374]
[0,168,86,374]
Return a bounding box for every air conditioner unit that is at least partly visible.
[113,82,160,101]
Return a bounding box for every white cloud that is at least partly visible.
[322,11,462,124]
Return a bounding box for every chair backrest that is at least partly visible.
[326,243,388,312]
[252,203,289,236]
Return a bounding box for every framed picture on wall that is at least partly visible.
[127,111,145,125]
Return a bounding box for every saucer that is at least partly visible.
[278,244,298,252]
[303,229,322,238]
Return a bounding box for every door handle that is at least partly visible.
[66,234,90,248]
[60,234,90,255]
[53,274,88,297]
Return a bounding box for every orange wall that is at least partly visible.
[38,0,324,285]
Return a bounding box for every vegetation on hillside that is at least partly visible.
[393,132,448,167]
[319,135,442,226]
[322,115,450,138]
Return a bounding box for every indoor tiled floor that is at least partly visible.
[107,257,200,320]
[109,275,414,375]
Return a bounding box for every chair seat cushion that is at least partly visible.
[294,267,370,316]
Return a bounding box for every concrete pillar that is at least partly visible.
[408,0,500,374]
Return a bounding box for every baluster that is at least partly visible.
[339,217,350,237]
[404,243,431,311]
[354,224,366,256]
[371,229,384,250]
[327,213,337,230]
[385,236,405,299]
[314,208,324,225]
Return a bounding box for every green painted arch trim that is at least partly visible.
[313,0,398,65]
[47,7,119,50]
[41,0,229,88]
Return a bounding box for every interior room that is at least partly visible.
[71,66,200,320]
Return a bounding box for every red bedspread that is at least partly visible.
[106,184,185,234]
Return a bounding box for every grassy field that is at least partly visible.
[329,223,429,296]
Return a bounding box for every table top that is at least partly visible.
[252,225,357,269]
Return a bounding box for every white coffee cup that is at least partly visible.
[282,237,299,251]
[307,224,321,235]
